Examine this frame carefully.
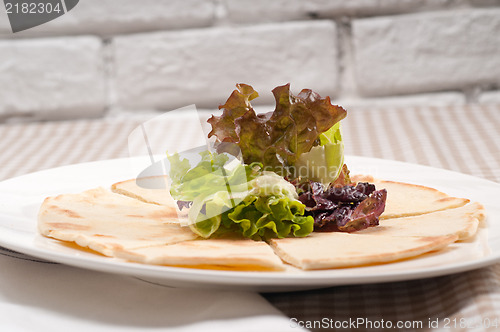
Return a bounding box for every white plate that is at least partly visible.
[0,156,499,292]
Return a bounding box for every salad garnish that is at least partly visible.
[297,180,387,232]
[207,83,347,181]
[168,151,314,240]
[168,84,386,240]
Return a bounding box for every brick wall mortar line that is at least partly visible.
[335,17,358,100]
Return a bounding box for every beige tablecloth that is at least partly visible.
[1,104,499,331]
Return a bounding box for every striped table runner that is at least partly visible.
[1,104,499,331]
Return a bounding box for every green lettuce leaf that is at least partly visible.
[168,150,253,202]
[294,121,344,184]
[207,84,347,178]
[190,172,314,239]
[168,152,314,239]
[225,193,313,240]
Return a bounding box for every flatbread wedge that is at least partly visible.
[115,238,285,271]
[38,187,198,256]
[351,175,470,219]
[111,176,176,208]
[269,232,458,270]
[356,202,485,240]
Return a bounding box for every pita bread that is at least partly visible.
[38,174,485,272]
[351,175,470,219]
[269,232,458,270]
[357,202,485,240]
[111,176,176,208]
[115,238,285,271]
[38,187,198,256]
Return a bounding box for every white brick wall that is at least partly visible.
[352,9,500,97]
[337,92,466,109]
[224,0,439,23]
[0,0,215,37]
[0,0,499,121]
[479,91,500,104]
[112,21,338,110]
[0,36,105,121]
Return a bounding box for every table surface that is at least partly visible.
[1,104,499,331]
